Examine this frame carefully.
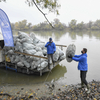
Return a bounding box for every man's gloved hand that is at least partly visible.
[68,55,72,58]
[54,51,55,54]
[48,44,51,45]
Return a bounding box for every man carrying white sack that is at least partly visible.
[68,48,90,93]
[45,38,56,70]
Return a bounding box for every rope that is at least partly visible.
[43,71,51,84]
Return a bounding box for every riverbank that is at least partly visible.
[0,80,100,100]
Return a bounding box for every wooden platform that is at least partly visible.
[0,59,62,76]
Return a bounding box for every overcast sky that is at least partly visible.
[0,0,100,25]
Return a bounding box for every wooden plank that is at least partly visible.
[14,51,48,59]
[56,44,67,47]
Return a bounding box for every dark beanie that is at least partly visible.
[49,38,52,41]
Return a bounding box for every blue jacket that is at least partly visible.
[72,53,88,71]
[45,42,56,54]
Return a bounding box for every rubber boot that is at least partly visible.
[81,81,84,88]
[78,81,84,89]
[86,84,90,93]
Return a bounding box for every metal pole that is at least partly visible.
[4,47,7,70]
[40,58,42,76]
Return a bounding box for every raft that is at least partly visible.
[0,58,62,76]
[0,45,66,76]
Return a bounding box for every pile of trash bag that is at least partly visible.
[3,31,65,71]
[66,44,76,62]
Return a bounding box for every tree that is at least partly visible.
[11,23,15,30]
[88,21,92,29]
[54,18,60,25]
[27,23,32,29]
[26,0,60,15]
[69,19,77,30]
[0,0,60,28]
[77,21,84,30]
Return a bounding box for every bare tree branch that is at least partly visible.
[32,0,54,29]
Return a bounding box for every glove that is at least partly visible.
[48,44,51,45]
[54,51,55,54]
[68,55,72,58]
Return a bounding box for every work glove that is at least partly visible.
[48,44,51,45]
[68,55,72,58]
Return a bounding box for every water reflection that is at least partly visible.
[68,30,100,40]
[12,30,100,40]
[33,30,67,41]
[12,30,67,41]
[0,64,67,85]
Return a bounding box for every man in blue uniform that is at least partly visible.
[45,38,56,70]
[68,48,90,93]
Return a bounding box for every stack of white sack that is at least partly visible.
[3,31,65,71]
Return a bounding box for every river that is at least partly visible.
[0,30,100,86]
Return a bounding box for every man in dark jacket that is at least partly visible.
[68,48,90,93]
[45,38,56,70]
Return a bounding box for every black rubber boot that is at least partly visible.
[86,84,90,93]
[81,81,84,88]
[53,61,55,67]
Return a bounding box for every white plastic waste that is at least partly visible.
[24,49,36,55]
[66,44,76,62]
[53,50,59,61]
[37,61,48,71]
[36,43,45,49]
[17,62,24,67]
[22,43,35,50]
[3,31,66,71]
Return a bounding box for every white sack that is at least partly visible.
[42,49,47,55]
[14,55,20,63]
[60,55,66,61]
[23,61,30,68]
[37,61,48,71]
[66,44,76,62]
[31,61,37,70]
[24,49,36,55]
[33,38,40,45]
[29,32,36,40]
[17,62,24,67]
[34,51,44,61]
[34,58,45,67]
[13,35,18,45]
[35,46,42,51]
[7,50,14,55]
[57,48,64,57]
[53,50,59,61]
[36,43,45,49]
[18,32,33,44]
[18,31,30,39]
[22,43,35,50]
[15,42,23,52]
[10,55,15,63]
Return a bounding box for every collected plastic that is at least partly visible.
[3,31,66,71]
[66,44,76,62]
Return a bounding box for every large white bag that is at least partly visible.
[53,50,59,61]
[24,49,36,55]
[22,43,35,50]
[66,44,76,62]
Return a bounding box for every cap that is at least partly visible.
[49,38,52,41]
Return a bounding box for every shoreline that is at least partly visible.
[0,80,100,100]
